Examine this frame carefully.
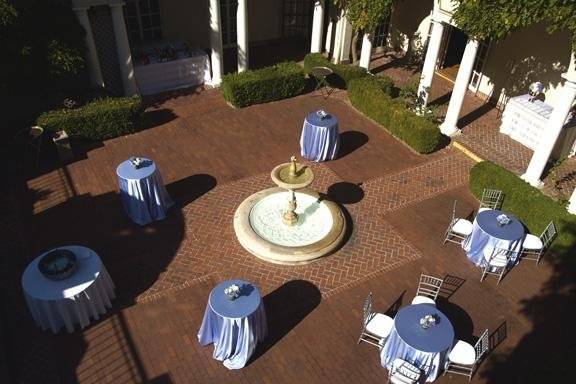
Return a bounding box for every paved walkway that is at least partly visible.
[1,87,562,383]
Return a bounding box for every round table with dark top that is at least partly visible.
[381,304,454,382]
[463,209,525,265]
[198,279,267,369]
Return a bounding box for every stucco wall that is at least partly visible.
[388,0,433,58]
[159,0,210,48]
[476,22,572,106]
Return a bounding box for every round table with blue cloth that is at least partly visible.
[116,158,174,225]
[381,304,454,382]
[197,279,268,369]
[300,111,340,162]
[462,209,525,266]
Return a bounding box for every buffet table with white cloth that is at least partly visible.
[134,44,211,96]
[116,158,174,226]
[21,245,115,334]
[462,209,525,266]
[300,111,340,162]
[381,304,454,382]
[500,94,576,158]
[198,279,267,369]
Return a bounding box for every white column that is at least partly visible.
[568,187,576,214]
[439,38,479,136]
[109,2,138,96]
[74,7,104,88]
[310,0,324,53]
[359,33,372,69]
[522,74,576,187]
[417,20,444,106]
[325,19,334,56]
[209,0,224,85]
[332,13,343,64]
[237,0,248,72]
[339,17,353,63]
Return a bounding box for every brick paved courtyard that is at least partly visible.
[1,87,568,383]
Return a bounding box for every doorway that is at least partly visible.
[436,25,468,82]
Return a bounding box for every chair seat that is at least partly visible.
[483,251,509,267]
[448,340,476,365]
[523,234,543,250]
[366,313,393,338]
[452,218,473,236]
[411,295,436,306]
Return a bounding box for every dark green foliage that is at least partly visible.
[469,161,576,255]
[303,53,369,89]
[453,0,576,55]
[220,62,306,107]
[37,96,143,141]
[1,0,86,91]
[348,77,444,154]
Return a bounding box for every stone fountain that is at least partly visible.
[234,156,346,265]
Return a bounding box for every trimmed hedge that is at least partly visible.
[37,96,143,141]
[348,77,444,154]
[221,62,305,107]
[469,161,576,255]
[303,53,369,89]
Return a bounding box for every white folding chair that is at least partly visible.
[411,273,443,306]
[443,200,473,245]
[388,358,422,384]
[480,249,514,284]
[444,329,489,382]
[358,292,394,348]
[521,221,556,265]
[478,188,503,212]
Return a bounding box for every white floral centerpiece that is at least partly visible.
[316,109,328,120]
[224,283,241,300]
[496,214,511,227]
[419,314,437,329]
[130,156,143,169]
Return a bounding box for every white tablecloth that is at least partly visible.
[500,94,576,158]
[21,245,115,333]
[134,49,212,95]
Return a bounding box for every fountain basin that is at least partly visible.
[234,187,346,265]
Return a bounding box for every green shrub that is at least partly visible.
[348,77,444,154]
[469,161,576,256]
[37,96,143,141]
[303,53,370,90]
[220,62,305,107]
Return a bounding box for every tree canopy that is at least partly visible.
[0,0,86,92]
[334,0,394,33]
[452,0,576,54]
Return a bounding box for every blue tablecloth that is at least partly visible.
[300,111,340,162]
[116,158,174,225]
[462,210,525,265]
[381,304,454,382]
[197,279,267,369]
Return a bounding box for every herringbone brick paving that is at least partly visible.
[1,86,563,383]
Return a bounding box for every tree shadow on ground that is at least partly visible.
[4,170,216,383]
[338,131,369,158]
[249,280,321,364]
[480,223,576,383]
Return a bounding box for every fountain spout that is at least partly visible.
[289,155,297,177]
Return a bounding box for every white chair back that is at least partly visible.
[474,329,490,363]
[363,292,374,326]
[540,221,557,249]
[480,188,503,210]
[416,274,444,300]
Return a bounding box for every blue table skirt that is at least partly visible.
[116,159,174,225]
[198,295,267,369]
[300,111,340,162]
[462,210,525,266]
[381,304,454,382]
